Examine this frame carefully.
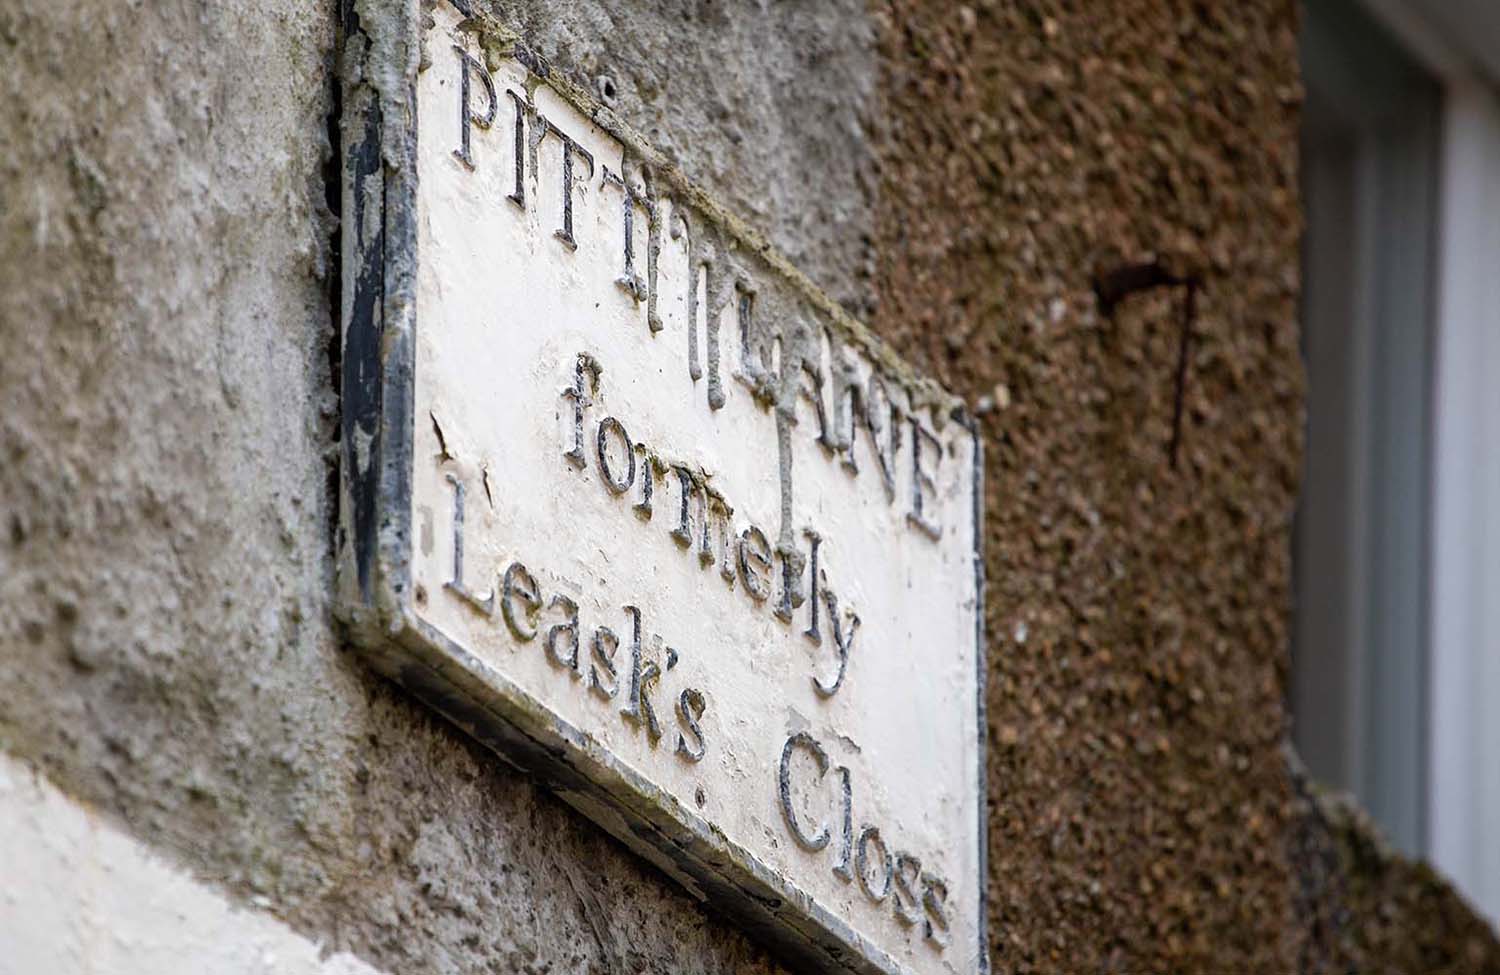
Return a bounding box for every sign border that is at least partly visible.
[335,4,988,973]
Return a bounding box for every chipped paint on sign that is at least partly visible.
[338,4,986,973]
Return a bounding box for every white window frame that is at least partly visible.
[1356,0,1500,927]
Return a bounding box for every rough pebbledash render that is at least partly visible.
[0,3,1495,975]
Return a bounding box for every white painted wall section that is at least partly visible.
[0,752,385,975]
[1428,79,1500,928]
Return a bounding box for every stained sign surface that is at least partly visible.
[338,4,986,973]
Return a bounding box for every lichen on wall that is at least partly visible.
[1290,756,1500,975]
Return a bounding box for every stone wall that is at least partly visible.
[874,2,1305,970]
[0,0,1494,973]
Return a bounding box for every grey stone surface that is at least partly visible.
[0,0,877,972]
[493,0,879,317]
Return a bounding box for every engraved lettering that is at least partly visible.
[589,625,619,699]
[632,444,657,520]
[684,236,734,412]
[596,416,635,494]
[856,826,892,902]
[800,356,835,453]
[736,287,769,395]
[738,525,773,602]
[892,853,923,925]
[830,370,899,492]
[832,765,854,882]
[433,357,949,949]
[545,594,581,675]
[600,163,653,305]
[669,464,700,548]
[560,353,601,469]
[683,238,705,382]
[778,732,831,852]
[537,117,595,250]
[921,873,951,947]
[452,48,496,170]
[772,536,806,624]
[800,529,823,641]
[500,561,541,641]
[444,473,495,614]
[618,606,663,743]
[830,366,861,473]
[705,265,730,411]
[862,373,899,498]
[702,487,735,580]
[908,415,942,539]
[398,30,985,966]
[813,588,859,698]
[503,89,527,207]
[674,687,707,762]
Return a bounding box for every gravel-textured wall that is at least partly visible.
[872,2,1306,970]
[870,2,1497,972]
[0,0,1494,973]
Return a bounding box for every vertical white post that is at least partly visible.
[1428,78,1500,925]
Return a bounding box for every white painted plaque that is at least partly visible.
[338,5,985,973]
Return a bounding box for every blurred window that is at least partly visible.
[1295,0,1441,856]
[1296,0,1500,923]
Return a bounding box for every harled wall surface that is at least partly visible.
[0,1,1494,973]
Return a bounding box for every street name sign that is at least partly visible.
[337,4,986,973]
